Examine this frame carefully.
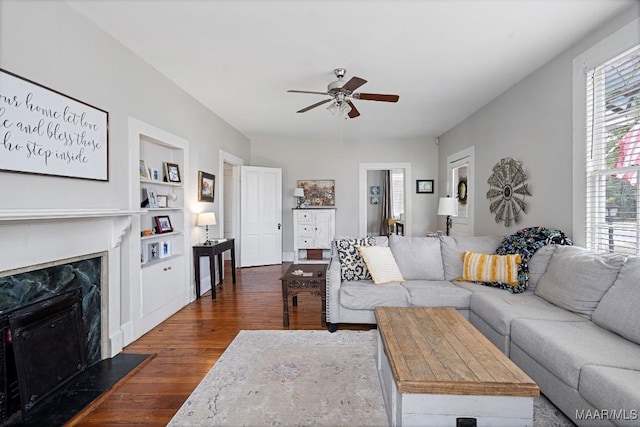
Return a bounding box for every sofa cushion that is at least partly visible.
[336,237,375,281]
[534,246,626,317]
[461,251,521,286]
[527,245,556,291]
[358,246,404,285]
[389,235,444,280]
[579,365,640,426]
[440,235,503,281]
[491,227,573,292]
[592,256,640,344]
[339,280,410,310]
[401,280,471,309]
[470,292,588,336]
[510,319,640,389]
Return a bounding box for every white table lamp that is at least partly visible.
[293,188,305,209]
[197,212,217,245]
[437,197,458,236]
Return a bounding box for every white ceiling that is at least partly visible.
[68,0,635,141]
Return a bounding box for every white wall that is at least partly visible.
[437,3,640,242]
[251,135,439,253]
[0,1,250,334]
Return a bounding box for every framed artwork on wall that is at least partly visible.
[297,179,335,207]
[198,171,215,202]
[416,179,434,194]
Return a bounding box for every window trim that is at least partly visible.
[572,18,640,247]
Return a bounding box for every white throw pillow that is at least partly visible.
[358,246,404,285]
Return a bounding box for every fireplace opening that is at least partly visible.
[0,255,151,426]
[2,288,86,421]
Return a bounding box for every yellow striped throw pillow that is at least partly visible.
[358,246,404,285]
[461,251,522,286]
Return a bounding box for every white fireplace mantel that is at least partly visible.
[0,208,144,357]
[0,208,142,221]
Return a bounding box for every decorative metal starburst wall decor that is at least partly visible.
[486,157,531,226]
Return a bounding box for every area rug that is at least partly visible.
[168,330,574,426]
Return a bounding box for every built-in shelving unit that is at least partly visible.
[128,117,190,344]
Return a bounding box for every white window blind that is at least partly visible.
[585,44,640,255]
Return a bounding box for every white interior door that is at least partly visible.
[240,166,282,267]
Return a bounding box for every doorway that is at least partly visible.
[447,147,474,236]
[359,162,412,237]
[219,150,243,263]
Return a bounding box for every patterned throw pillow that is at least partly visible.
[358,246,404,285]
[460,251,521,286]
[336,237,375,281]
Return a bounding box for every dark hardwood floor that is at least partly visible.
[73,262,371,426]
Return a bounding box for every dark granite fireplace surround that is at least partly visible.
[0,254,103,424]
[0,253,149,426]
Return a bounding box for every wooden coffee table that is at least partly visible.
[374,307,539,426]
[280,264,327,327]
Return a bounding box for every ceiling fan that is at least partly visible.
[287,68,399,119]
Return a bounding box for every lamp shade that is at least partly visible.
[293,188,305,198]
[197,212,217,226]
[437,197,458,217]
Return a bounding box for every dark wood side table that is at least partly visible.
[193,239,236,299]
[280,263,327,327]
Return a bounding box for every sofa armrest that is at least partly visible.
[326,256,342,324]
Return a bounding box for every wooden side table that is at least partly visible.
[280,263,327,327]
[193,239,236,299]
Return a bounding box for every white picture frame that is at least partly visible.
[147,189,159,208]
[159,240,171,258]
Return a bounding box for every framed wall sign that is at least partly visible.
[416,179,434,194]
[0,69,109,181]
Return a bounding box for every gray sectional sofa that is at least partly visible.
[326,234,640,426]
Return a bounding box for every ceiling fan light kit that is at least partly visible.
[288,68,399,119]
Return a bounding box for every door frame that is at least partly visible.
[447,147,474,236]
[219,150,244,260]
[359,162,412,237]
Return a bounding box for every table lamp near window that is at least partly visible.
[293,188,305,209]
[437,197,458,236]
[197,212,217,245]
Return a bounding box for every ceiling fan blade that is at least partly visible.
[355,93,399,102]
[346,101,360,119]
[296,98,332,113]
[341,76,367,92]
[288,90,330,95]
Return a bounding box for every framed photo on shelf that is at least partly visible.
[139,160,150,179]
[157,195,168,208]
[164,162,181,183]
[141,188,159,208]
[149,168,161,181]
[159,240,171,258]
[198,171,215,202]
[148,242,160,261]
[416,179,434,194]
[154,215,173,233]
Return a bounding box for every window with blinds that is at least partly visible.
[391,169,404,219]
[585,44,640,255]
